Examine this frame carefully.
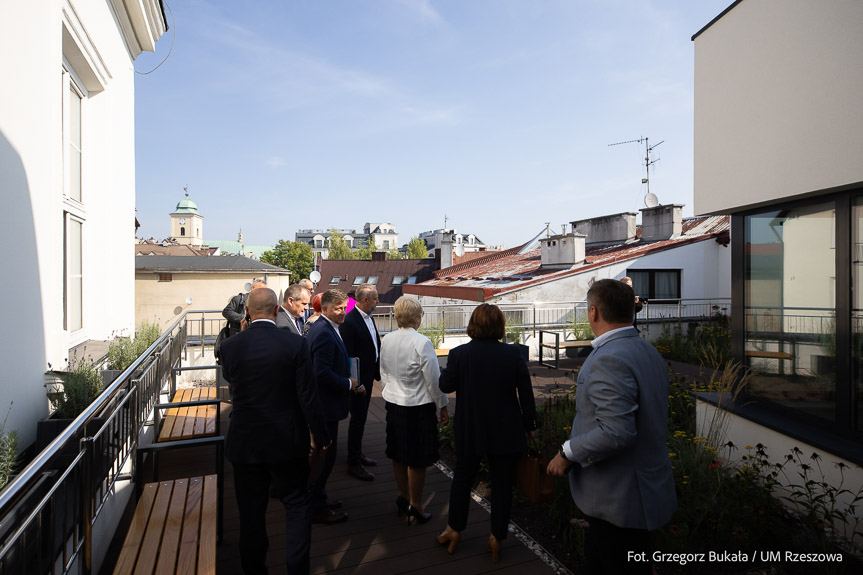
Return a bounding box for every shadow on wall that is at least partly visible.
[0,128,47,448]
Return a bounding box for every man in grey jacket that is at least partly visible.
[548,279,676,574]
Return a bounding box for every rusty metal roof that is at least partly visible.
[318,258,437,304]
[404,215,730,302]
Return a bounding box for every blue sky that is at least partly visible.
[134,0,731,250]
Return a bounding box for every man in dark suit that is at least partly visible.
[277,284,310,335]
[307,289,363,524]
[339,284,381,481]
[219,287,330,575]
[548,279,676,575]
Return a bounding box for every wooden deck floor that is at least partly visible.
[103,363,580,574]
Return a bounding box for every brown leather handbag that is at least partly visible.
[515,440,555,503]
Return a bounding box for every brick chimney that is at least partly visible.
[640,204,683,241]
[571,212,637,245]
[540,233,586,268]
[371,251,386,262]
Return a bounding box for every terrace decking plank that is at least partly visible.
[153,478,188,575]
[113,480,159,575]
[134,480,174,574]
[177,476,203,574]
[198,475,219,574]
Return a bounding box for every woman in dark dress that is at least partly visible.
[436,304,537,563]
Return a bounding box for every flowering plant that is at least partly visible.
[47,353,103,419]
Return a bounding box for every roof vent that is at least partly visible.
[540,233,585,269]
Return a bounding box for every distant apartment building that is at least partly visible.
[296,222,399,260]
[417,229,500,258]
[0,0,167,447]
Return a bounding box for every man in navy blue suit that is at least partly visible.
[339,284,381,481]
[307,289,363,524]
[220,287,330,574]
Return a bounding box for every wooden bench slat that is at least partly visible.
[154,478,189,575]
[171,391,194,441]
[198,475,218,575]
[113,481,159,574]
[181,389,201,439]
[177,476,204,574]
[133,481,175,575]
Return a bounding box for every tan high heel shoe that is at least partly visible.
[488,534,502,563]
[436,525,460,554]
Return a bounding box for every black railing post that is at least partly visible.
[80,436,95,575]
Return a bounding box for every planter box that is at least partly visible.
[102,369,123,388]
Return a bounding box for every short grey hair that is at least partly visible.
[393,296,423,328]
[321,289,348,308]
[284,284,309,303]
[355,284,377,302]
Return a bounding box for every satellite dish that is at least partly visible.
[309,270,321,284]
[644,192,659,208]
[244,282,252,292]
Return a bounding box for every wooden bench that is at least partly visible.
[114,475,218,574]
[156,387,220,443]
[539,330,593,369]
[745,350,794,360]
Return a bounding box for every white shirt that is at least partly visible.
[380,328,449,410]
[357,307,379,360]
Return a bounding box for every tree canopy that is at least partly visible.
[405,236,428,259]
[327,230,354,260]
[260,240,315,280]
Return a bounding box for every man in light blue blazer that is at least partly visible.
[548,279,676,574]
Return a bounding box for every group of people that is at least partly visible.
[218,277,676,575]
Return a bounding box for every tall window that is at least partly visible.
[68,84,82,202]
[65,216,83,332]
[743,203,836,421]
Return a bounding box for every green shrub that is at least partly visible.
[49,354,103,419]
[0,404,18,490]
[419,318,446,349]
[106,320,161,371]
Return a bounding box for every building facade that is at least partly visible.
[0,0,166,447]
[693,0,863,465]
[296,222,399,260]
[417,228,498,257]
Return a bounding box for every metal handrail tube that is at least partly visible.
[0,311,187,513]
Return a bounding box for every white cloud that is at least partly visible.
[395,0,446,26]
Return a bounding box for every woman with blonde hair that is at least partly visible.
[380,296,449,525]
[436,303,537,562]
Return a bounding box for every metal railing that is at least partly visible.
[0,314,189,574]
[372,298,731,341]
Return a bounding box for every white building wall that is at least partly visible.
[693,0,863,215]
[0,0,158,447]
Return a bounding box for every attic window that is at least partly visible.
[352,276,365,285]
[407,276,418,284]
[329,276,340,285]
[391,276,404,285]
[158,273,172,282]
[367,276,378,285]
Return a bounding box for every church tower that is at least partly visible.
[170,188,203,246]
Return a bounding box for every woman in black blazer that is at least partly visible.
[436,304,537,563]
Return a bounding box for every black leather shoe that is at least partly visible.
[347,464,375,481]
[327,500,342,510]
[359,455,377,466]
[312,509,348,525]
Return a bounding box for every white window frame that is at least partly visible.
[65,213,84,334]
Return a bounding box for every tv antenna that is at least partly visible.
[608,137,664,207]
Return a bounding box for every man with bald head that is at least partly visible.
[220,287,330,574]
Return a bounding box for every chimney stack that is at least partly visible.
[640,204,683,241]
[540,233,586,268]
[571,212,637,245]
